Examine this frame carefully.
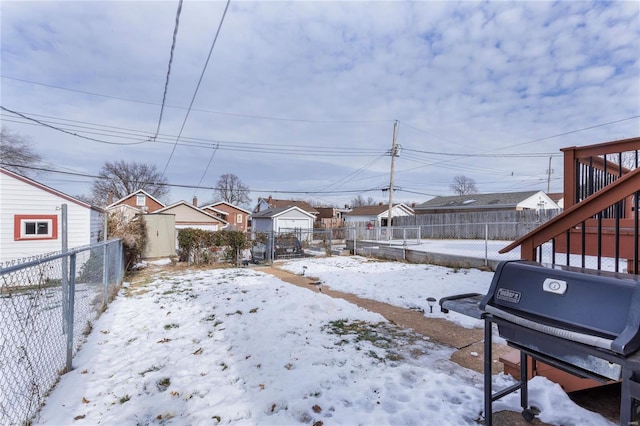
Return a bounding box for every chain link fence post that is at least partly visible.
[102,242,109,310]
[485,223,489,267]
[65,253,76,373]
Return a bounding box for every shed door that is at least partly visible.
[145,215,176,258]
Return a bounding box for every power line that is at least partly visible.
[2,109,386,155]
[401,115,640,154]
[1,163,384,195]
[403,148,561,158]
[317,153,387,192]
[496,115,640,151]
[162,0,232,176]
[153,0,183,141]
[2,75,391,124]
[396,114,640,175]
[0,106,151,146]
[192,143,219,197]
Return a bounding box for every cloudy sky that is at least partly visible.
[1,0,638,208]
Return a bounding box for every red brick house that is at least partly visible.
[107,189,164,213]
[202,201,251,232]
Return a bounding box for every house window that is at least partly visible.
[14,215,58,241]
[136,194,146,206]
[237,213,243,223]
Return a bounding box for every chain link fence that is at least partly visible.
[0,239,123,425]
[250,228,347,262]
[347,226,422,245]
[347,224,629,273]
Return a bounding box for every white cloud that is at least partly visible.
[0,0,638,205]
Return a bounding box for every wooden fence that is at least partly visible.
[394,209,561,240]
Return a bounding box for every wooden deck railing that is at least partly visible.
[501,137,640,273]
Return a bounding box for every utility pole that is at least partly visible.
[547,156,552,193]
[387,121,399,235]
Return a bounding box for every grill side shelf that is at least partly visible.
[439,293,485,319]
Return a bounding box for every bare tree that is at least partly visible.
[450,175,478,195]
[350,195,378,208]
[91,160,169,205]
[215,173,250,206]
[0,127,42,176]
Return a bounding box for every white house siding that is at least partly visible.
[517,192,559,210]
[345,206,413,226]
[0,170,93,264]
[273,210,311,233]
[275,209,313,232]
[90,209,106,243]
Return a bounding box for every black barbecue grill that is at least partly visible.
[440,260,640,426]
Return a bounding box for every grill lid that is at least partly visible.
[479,260,640,356]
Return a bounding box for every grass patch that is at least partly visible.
[323,319,429,363]
[157,377,171,391]
[139,365,162,376]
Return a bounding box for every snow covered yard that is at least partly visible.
[35,257,613,425]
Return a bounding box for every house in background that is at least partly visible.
[106,203,143,222]
[344,203,414,227]
[254,195,319,217]
[154,201,228,232]
[202,201,251,232]
[414,190,560,214]
[0,167,104,265]
[315,206,348,229]
[107,189,165,213]
[108,193,229,259]
[251,206,315,240]
[547,192,564,209]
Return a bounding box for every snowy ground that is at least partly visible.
[34,256,613,426]
[359,238,628,273]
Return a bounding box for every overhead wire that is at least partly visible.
[1,109,386,155]
[402,148,561,158]
[152,0,183,141]
[0,163,384,195]
[0,106,151,146]
[316,153,388,192]
[192,143,219,198]
[161,0,230,176]
[1,75,391,124]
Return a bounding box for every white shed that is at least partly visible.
[251,206,315,238]
[0,168,104,265]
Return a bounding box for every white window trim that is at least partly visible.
[21,219,53,238]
